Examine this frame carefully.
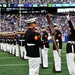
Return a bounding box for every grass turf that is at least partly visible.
[0,43,69,75]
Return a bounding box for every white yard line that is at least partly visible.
[0,55,66,59]
[0,57,16,59]
[0,64,26,66]
[0,62,67,67]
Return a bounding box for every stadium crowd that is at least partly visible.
[0,0,75,4]
[0,14,75,36]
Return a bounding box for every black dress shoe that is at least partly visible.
[42,67,48,69]
[53,71,61,73]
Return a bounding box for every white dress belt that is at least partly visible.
[27,43,35,46]
[68,41,75,44]
[20,40,25,41]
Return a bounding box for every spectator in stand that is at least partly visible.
[1,13,75,35]
[1,0,75,4]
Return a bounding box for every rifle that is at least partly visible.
[46,14,58,51]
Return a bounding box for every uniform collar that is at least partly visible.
[28,28,34,31]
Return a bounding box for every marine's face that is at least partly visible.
[32,23,37,28]
[42,28,46,32]
[35,29,38,33]
[54,26,58,31]
[28,23,37,29]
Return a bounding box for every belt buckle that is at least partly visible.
[71,41,75,44]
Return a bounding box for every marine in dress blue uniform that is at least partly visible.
[41,26,49,68]
[53,24,62,73]
[66,16,75,75]
[25,18,48,75]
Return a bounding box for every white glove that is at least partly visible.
[56,39,59,42]
[66,14,70,21]
[48,36,51,40]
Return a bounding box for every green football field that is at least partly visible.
[0,43,69,75]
